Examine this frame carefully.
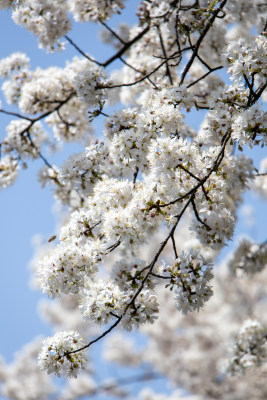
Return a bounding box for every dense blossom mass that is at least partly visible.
[0,0,267,399]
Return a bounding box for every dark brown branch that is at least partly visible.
[57,109,75,127]
[186,66,223,89]
[1,93,75,171]
[244,73,256,107]
[14,93,75,138]
[180,0,228,85]
[152,45,193,61]
[65,35,102,66]
[150,272,170,279]
[171,233,178,259]
[174,7,181,54]
[0,108,33,121]
[103,59,167,89]
[133,166,139,185]
[253,81,267,105]
[67,317,122,354]
[100,20,126,44]
[191,197,211,230]
[127,199,192,310]
[253,172,267,177]
[100,111,109,117]
[176,163,201,182]
[102,26,150,68]
[119,57,158,89]
[157,25,173,85]
[106,240,121,254]
[188,35,214,72]
[26,132,59,176]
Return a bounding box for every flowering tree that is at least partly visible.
[0,0,267,399]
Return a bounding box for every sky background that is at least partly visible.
[0,2,266,397]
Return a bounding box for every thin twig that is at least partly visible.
[0,108,33,121]
[133,166,139,185]
[191,197,211,230]
[103,59,168,89]
[157,25,173,85]
[65,35,102,66]
[171,233,178,259]
[176,163,201,182]
[102,26,150,67]
[100,20,126,44]
[119,57,158,89]
[186,66,223,89]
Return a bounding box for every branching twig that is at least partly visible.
[186,66,223,89]
[100,20,126,44]
[103,59,168,89]
[102,26,150,67]
[106,240,121,254]
[180,0,228,85]
[119,57,158,89]
[191,196,211,230]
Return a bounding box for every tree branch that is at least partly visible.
[180,0,228,85]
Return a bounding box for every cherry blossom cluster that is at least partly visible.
[0,0,126,51]
[224,0,265,29]
[58,142,109,197]
[37,141,110,208]
[12,0,71,51]
[80,280,159,330]
[69,0,125,23]
[0,52,29,79]
[229,239,267,275]
[73,65,110,111]
[226,320,267,375]
[231,105,267,148]
[0,56,100,190]
[0,155,19,190]
[3,120,47,159]
[17,58,88,116]
[161,250,213,314]
[105,86,195,173]
[45,96,93,143]
[225,35,267,83]
[102,256,267,399]
[38,331,87,378]
[0,52,31,104]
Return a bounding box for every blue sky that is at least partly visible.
[0,2,266,392]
